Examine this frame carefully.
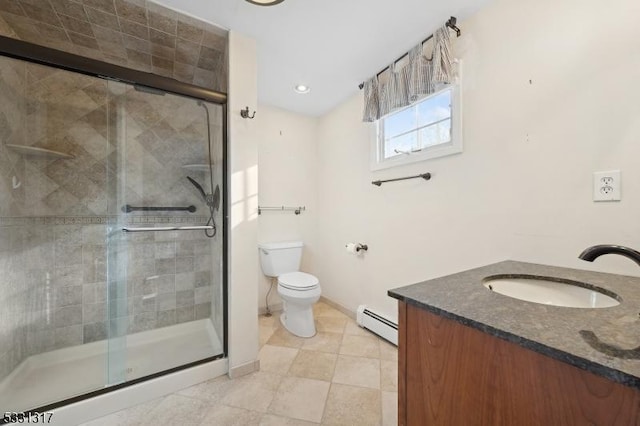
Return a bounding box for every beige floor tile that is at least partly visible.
[344,319,374,337]
[313,302,349,319]
[223,372,283,413]
[80,398,163,426]
[259,314,278,328]
[259,344,299,374]
[315,316,347,334]
[332,355,380,389]
[322,383,381,426]
[288,350,337,381]
[312,301,329,313]
[260,414,319,425]
[381,391,398,426]
[267,327,307,348]
[178,375,235,401]
[199,404,262,425]
[301,331,342,353]
[260,324,277,347]
[380,359,398,391]
[379,339,398,361]
[339,333,380,358]
[139,394,211,426]
[268,376,330,423]
[86,308,398,426]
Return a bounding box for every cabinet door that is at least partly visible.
[398,302,640,426]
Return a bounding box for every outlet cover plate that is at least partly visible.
[593,170,621,201]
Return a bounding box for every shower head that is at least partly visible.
[187,176,207,201]
[187,176,220,212]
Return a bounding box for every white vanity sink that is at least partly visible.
[483,275,620,308]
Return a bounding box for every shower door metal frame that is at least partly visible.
[0,35,226,104]
[0,35,230,414]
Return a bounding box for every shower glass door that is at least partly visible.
[0,56,120,411]
[0,49,225,415]
[105,80,225,383]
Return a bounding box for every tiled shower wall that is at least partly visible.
[0,54,225,382]
[0,0,227,92]
[0,219,222,382]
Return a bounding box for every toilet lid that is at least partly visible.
[279,272,319,290]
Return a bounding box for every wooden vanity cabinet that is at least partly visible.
[397,301,640,426]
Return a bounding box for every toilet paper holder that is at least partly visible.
[346,243,368,253]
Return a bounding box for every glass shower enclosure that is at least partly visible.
[0,41,227,413]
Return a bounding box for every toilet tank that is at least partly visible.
[258,241,303,277]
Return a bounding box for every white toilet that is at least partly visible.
[258,241,321,337]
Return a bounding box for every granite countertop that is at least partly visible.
[388,260,640,389]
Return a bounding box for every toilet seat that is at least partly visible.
[278,272,319,291]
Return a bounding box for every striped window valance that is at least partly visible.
[362,25,455,122]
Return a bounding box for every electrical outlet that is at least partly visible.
[593,170,621,201]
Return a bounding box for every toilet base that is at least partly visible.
[280,303,316,338]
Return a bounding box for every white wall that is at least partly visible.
[256,105,319,311]
[314,0,640,322]
[464,0,640,271]
[228,31,260,375]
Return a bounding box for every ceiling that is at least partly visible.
[154,0,489,116]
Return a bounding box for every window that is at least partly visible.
[371,84,462,170]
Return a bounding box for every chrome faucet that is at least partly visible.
[578,245,640,267]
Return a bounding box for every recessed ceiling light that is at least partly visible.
[294,84,310,94]
[245,0,285,6]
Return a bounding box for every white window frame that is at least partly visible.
[370,64,463,171]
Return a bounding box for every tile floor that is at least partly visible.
[83,302,398,425]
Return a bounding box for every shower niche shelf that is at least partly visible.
[181,164,214,172]
[6,144,75,159]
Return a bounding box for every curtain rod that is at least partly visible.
[358,16,461,90]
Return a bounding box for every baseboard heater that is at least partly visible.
[356,305,398,346]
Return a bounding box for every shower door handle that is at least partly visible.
[122,226,214,233]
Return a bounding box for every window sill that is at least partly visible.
[370,142,462,171]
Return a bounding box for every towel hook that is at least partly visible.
[240,106,256,119]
